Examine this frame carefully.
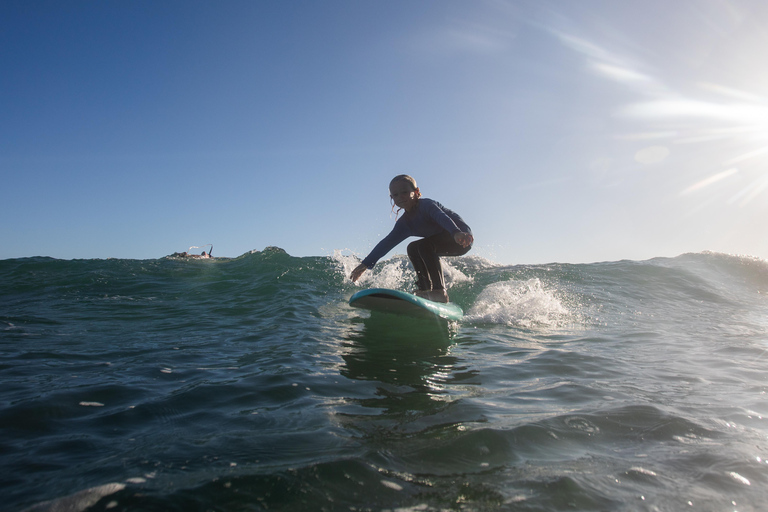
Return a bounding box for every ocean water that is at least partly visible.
[1,248,767,511]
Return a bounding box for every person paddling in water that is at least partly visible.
[350,175,473,303]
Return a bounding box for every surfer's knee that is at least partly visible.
[408,238,434,255]
[407,240,423,258]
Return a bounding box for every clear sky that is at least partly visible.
[3,0,768,264]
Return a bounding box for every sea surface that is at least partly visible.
[1,249,767,511]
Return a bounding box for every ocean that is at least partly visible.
[1,248,767,511]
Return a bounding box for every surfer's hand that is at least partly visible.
[350,264,367,282]
[454,232,473,248]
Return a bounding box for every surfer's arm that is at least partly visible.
[421,200,473,248]
[421,200,471,238]
[359,223,409,270]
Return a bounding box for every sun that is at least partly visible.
[618,86,768,207]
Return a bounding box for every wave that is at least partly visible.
[2,249,766,332]
[4,248,768,511]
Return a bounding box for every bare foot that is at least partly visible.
[428,290,449,303]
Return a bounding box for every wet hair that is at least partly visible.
[389,174,418,191]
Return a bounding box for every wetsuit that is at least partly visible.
[361,198,472,292]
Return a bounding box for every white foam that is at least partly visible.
[442,260,472,286]
[368,257,414,289]
[333,250,471,291]
[22,483,125,512]
[466,278,572,327]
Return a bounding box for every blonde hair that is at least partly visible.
[389,174,421,218]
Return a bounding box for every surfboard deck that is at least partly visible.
[349,288,463,321]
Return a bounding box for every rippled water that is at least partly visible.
[1,249,767,511]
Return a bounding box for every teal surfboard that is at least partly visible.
[349,288,463,321]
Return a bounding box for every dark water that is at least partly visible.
[2,248,767,511]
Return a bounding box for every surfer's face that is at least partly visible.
[389,182,419,211]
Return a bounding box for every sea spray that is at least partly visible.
[333,251,472,292]
[467,278,573,328]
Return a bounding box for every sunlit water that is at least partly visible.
[1,249,767,511]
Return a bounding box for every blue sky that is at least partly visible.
[3,0,768,264]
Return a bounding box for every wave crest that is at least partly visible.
[466,278,574,328]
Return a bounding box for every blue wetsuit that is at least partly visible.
[362,198,472,291]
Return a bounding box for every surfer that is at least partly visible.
[350,174,473,303]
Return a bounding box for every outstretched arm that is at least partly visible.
[350,263,368,282]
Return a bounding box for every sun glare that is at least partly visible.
[556,25,768,209]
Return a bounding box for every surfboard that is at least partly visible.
[349,288,463,321]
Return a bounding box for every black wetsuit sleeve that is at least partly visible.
[361,221,410,269]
